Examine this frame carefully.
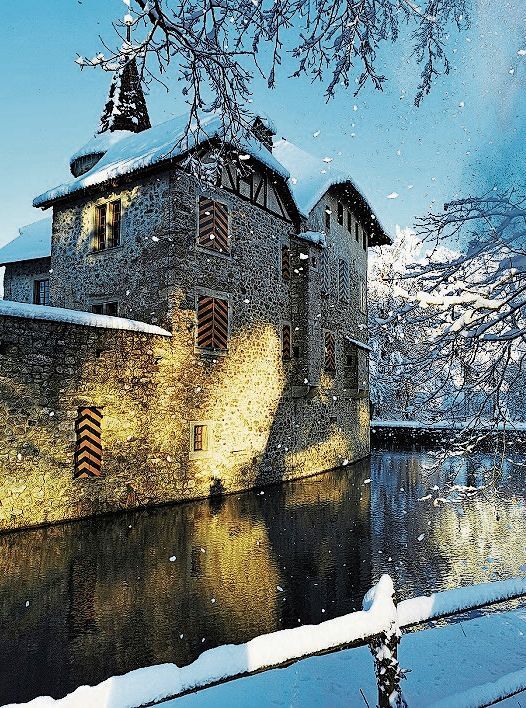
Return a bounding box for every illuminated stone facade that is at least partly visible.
[0,94,388,529]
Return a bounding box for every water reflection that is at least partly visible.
[1,450,526,704]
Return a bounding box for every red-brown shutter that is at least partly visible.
[197,296,229,350]
[198,197,229,253]
[282,324,291,360]
[75,407,103,478]
[324,332,336,372]
[281,245,291,281]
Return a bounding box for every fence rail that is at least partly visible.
[10,576,526,708]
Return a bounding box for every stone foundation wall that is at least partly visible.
[0,311,369,532]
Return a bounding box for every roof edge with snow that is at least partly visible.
[0,300,172,337]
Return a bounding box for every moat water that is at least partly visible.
[2,448,526,704]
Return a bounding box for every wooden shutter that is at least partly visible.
[281,245,290,281]
[198,197,229,253]
[320,250,330,295]
[324,332,336,372]
[108,200,121,248]
[95,205,106,251]
[339,259,349,301]
[75,407,103,478]
[282,324,291,360]
[197,295,229,350]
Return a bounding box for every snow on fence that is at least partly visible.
[6,575,526,708]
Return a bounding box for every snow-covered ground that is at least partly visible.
[163,608,526,707]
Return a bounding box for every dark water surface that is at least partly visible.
[2,449,526,704]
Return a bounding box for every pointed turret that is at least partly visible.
[98,57,151,135]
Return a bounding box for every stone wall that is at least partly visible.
[3,257,51,304]
[0,301,368,531]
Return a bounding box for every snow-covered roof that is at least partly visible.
[0,218,52,266]
[69,130,132,168]
[0,299,171,336]
[274,139,390,246]
[297,230,327,247]
[34,113,290,208]
[273,140,350,217]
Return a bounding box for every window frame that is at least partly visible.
[93,199,122,253]
[189,420,214,459]
[33,278,50,306]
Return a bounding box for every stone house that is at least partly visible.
[0,59,390,531]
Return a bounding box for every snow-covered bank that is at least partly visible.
[6,576,526,708]
[4,576,397,708]
[372,419,526,431]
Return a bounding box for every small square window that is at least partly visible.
[193,424,207,452]
[33,279,50,306]
[190,421,213,458]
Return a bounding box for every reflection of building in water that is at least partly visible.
[0,461,371,704]
[369,451,526,600]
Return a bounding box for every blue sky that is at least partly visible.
[1,0,525,248]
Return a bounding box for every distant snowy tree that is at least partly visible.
[377,190,526,449]
[79,0,469,141]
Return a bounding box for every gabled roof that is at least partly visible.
[32,111,389,245]
[0,218,52,266]
[33,113,290,209]
[273,140,390,246]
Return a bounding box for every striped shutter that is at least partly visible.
[320,250,330,295]
[74,407,103,478]
[197,295,229,350]
[339,259,349,301]
[281,245,291,281]
[198,197,229,253]
[282,324,291,360]
[324,331,336,372]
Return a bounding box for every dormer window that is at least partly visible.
[94,200,121,252]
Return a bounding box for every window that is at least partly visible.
[355,222,360,243]
[325,205,331,231]
[362,228,368,251]
[281,245,291,281]
[198,197,229,253]
[324,331,336,372]
[33,279,49,306]
[94,200,121,251]
[337,202,344,226]
[74,407,103,478]
[193,424,208,452]
[282,323,292,361]
[345,345,359,390]
[359,279,367,313]
[347,211,353,233]
[196,295,229,350]
[338,259,349,301]
[320,250,330,295]
[92,302,118,316]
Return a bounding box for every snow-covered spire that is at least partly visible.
[98,2,150,134]
[98,57,151,134]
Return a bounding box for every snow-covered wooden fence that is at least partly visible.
[8,575,526,708]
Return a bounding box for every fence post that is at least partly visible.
[363,575,406,708]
